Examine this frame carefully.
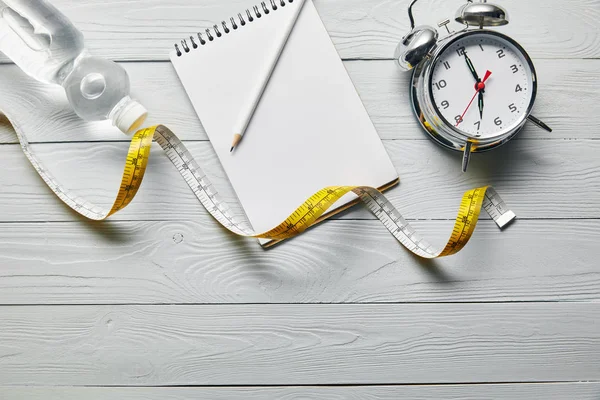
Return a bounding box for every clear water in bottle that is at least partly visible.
[0,0,147,133]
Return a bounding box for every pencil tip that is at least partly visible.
[230,133,242,153]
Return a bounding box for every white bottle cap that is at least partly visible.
[112,99,148,134]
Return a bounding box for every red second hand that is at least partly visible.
[456,70,492,127]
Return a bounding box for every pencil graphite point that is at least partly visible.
[230,133,242,154]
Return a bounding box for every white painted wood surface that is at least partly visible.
[1,219,599,304]
[3,383,600,400]
[0,0,599,397]
[1,60,598,143]
[1,304,599,385]
[0,0,593,61]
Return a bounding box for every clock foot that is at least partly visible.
[462,141,473,173]
[527,115,552,132]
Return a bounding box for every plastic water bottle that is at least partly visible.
[0,0,147,134]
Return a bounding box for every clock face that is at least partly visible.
[430,32,536,139]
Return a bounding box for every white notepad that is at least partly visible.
[170,0,398,246]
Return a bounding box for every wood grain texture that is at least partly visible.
[0,303,599,385]
[1,383,599,399]
[0,0,594,62]
[0,59,597,144]
[0,138,599,222]
[1,219,600,305]
[0,0,598,390]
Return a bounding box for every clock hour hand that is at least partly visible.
[478,91,484,119]
[464,53,480,83]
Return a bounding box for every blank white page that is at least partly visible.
[170,0,398,239]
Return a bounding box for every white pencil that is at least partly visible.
[230,0,307,152]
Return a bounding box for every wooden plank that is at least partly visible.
[0,59,596,144]
[0,0,594,62]
[0,138,599,222]
[1,383,599,399]
[0,219,599,305]
[0,303,599,385]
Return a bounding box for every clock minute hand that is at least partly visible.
[456,70,492,127]
[458,70,491,173]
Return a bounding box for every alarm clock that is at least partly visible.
[395,0,552,172]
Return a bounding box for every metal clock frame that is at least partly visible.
[395,0,552,171]
[410,29,538,154]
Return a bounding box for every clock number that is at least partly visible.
[510,64,519,73]
[456,46,467,56]
[496,49,505,59]
[515,84,523,92]
[434,80,447,90]
[494,117,503,126]
[441,100,450,109]
[455,115,463,124]
[509,103,517,113]
[474,121,481,130]
[443,61,451,70]
[478,44,484,52]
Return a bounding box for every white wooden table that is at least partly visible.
[0,0,599,398]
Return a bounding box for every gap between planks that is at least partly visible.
[3,380,599,387]
[0,300,599,307]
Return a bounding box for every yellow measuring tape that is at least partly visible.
[10,119,516,259]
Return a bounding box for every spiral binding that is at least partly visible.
[175,0,294,57]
